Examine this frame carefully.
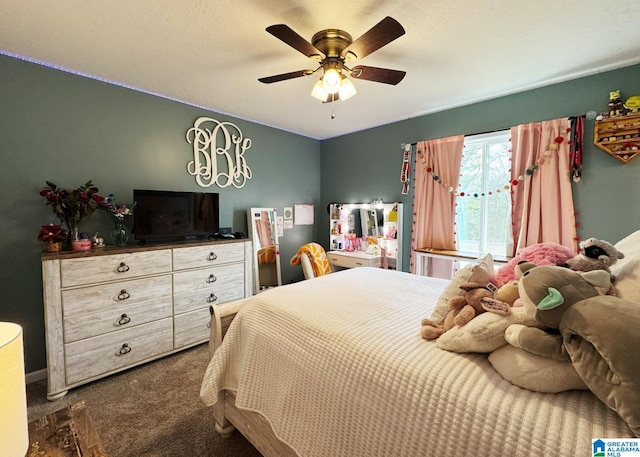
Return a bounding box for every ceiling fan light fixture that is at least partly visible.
[260,17,406,106]
[339,75,357,101]
[322,67,342,94]
[311,78,329,101]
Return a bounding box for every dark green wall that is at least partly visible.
[2,52,639,375]
[0,55,320,372]
[321,64,640,267]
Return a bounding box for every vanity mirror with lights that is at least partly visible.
[328,202,403,271]
[247,208,282,294]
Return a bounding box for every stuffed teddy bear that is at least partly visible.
[504,265,640,436]
[421,281,509,340]
[494,280,520,305]
[435,261,539,353]
[484,280,522,309]
[483,260,537,310]
[564,237,624,275]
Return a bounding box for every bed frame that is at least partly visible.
[208,302,298,457]
[205,267,637,457]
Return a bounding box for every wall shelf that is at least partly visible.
[594,112,640,164]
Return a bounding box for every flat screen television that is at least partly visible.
[133,189,220,243]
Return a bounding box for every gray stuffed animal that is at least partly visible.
[565,237,624,274]
[505,265,640,436]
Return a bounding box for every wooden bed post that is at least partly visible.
[207,297,299,454]
[208,305,235,437]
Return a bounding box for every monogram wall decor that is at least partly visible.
[185,116,253,188]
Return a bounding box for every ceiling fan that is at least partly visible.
[258,16,406,103]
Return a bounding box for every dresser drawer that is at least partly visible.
[64,300,172,343]
[173,263,245,313]
[327,252,381,269]
[62,275,172,317]
[63,289,172,343]
[61,250,172,287]
[174,307,211,348]
[65,318,173,385]
[172,242,244,270]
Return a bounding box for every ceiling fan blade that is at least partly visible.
[350,65,406,85]
[342,17,405,61]
[266,24,324,60]
[258,69,314,84]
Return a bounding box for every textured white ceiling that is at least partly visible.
[1,0,639,139]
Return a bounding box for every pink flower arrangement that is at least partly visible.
[101,194,136,247]
[101,194,136,221]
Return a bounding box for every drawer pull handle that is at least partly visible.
[117,289,130,301]
[207,322,211,329]
[207,252,218,261]
[207,293,218,303]
[117,314,131,326]
[116,262,130,273]
[209,305,214,315]
[117,343,131,355]
[206,274,217,283]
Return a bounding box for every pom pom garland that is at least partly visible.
[416,127,567,198]
[422,162,540,198]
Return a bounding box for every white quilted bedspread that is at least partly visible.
[200,268,633,457]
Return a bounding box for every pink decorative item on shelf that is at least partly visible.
[72,239,92,251]
[72,231,92,251]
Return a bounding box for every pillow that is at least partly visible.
[610,230,640,303]
[430,253,494,322]
[563,297,640,436]
[489,345,588,393]
[611,229,640,262]
[437,307,539,353]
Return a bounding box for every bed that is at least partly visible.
[200,262,636,457]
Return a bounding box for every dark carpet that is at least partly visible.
[27,344,262,457]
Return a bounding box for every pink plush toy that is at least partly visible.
[492,242,576,287]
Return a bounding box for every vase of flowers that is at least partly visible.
[37,223,68,252]
[102,194,136,247]
[39,180,104,249]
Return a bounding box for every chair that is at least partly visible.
[290,243,332,279]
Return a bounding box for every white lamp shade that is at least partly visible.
[339,77,357,101]
[311,78,329,101]
[0,322,29,456]
[322,68,341,94]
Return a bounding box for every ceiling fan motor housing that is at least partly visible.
[311,29,353,58]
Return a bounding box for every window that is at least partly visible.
[455,130,513,257]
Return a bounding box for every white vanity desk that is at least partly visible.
[327,250,383,269]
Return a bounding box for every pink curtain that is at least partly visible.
[510,118,577,253]
[410,136,465,276]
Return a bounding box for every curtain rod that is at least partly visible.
[401,111,595,148]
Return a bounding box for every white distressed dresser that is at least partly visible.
[41,239,252,400]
